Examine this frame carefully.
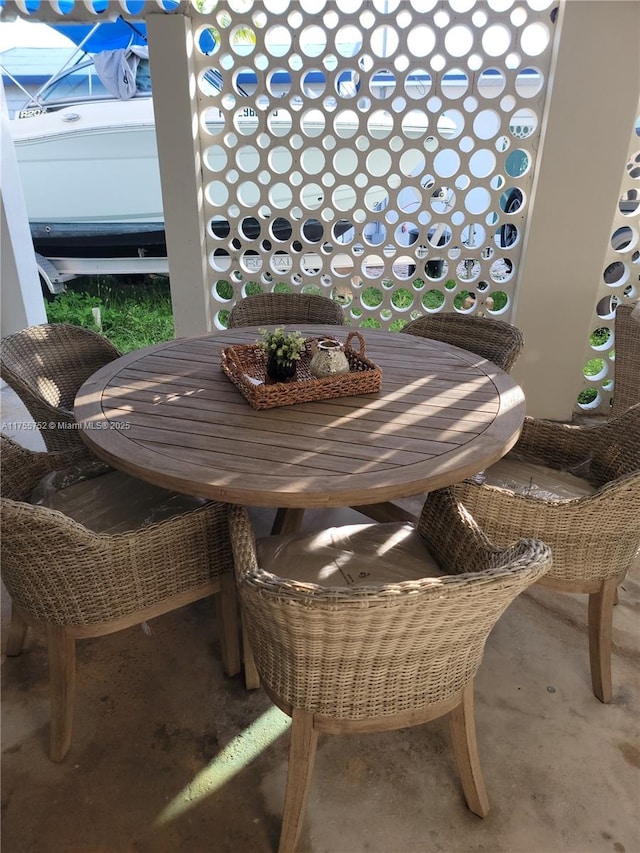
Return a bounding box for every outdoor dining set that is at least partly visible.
[1,293,639,853]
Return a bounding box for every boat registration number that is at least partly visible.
[18,108,45,119]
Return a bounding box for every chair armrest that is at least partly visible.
[416,486,505,575]
[0,436,100,500]
[1,499,233,626]
[228,505,260,583]
[29,457,113,505]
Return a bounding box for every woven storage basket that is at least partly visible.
[221,331,382,410]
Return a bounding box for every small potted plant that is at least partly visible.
[259,326,306,382]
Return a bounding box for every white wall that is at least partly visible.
[512,0,640,419]
[0,79,46,337]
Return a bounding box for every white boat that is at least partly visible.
[5,19,167,264]
[13,96,162,229]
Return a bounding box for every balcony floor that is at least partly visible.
[1,386,639,853]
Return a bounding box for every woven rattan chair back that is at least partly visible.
[590,402,640,485]
[0,435,239,761]
[611,304,640,417]
[454,403,640,703]
[0,323,121,451]
[402,313,524,372]
[229,491,550,851]
[227,293,345,328]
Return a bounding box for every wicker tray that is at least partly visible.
[221,331,382,410]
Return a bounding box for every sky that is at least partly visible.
[0,19,74,51]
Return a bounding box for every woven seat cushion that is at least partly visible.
[31,469,206,534]
[471,458,596,501]
[257,522,443,587]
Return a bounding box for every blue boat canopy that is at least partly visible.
[53,19,149,52]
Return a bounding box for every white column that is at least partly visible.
[146,12,211,337]
[0,79,46,337]
[512,0,640,419]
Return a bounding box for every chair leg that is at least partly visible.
[45,624,76,762]
[6,605,28,656]
[588,577,617,704]
[278,708,319,853]
[242,612,260,691]
[448,682,490,818]
[217,574,241,677]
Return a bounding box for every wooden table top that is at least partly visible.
[75,326,525,509]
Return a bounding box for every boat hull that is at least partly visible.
[12,98,165,257]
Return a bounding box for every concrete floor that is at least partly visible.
[2,386,639,853]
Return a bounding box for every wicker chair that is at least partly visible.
[0,323,122,452]
[401,313,525,372]
[227,293,344,328]
[229,492,551,852]
[0,436,240,761]
[611,303,640,417]
[453,403,640,703]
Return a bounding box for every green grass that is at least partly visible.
[590,327,610,347]
[389,318,409,332]
[361,287,383,307]
[422,290,444,310]
[453,290,472,310]
[578,388,598,405]
[490,291,508,311]
[391,288,414,309]
[577,355,606,406]
[216,279,233,300]
[359,317,382,329]
[47,275,520,352]
[46,275,174,354]
[301,284,323,296]
[583,357,605,378]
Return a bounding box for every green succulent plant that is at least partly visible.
[259,327,306,363]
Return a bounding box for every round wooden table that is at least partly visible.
[75,326,525,530]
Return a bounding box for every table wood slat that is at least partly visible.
[75,327,525,507]
[101,379,496,429]
[115,430,401,478]
[101,388,489,439]
[101,404,454,463]
[101,391,489,443]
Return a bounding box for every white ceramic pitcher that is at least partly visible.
[309,339,350,378]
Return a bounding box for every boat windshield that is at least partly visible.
[10,18,155,110]
[38,54,151,108]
